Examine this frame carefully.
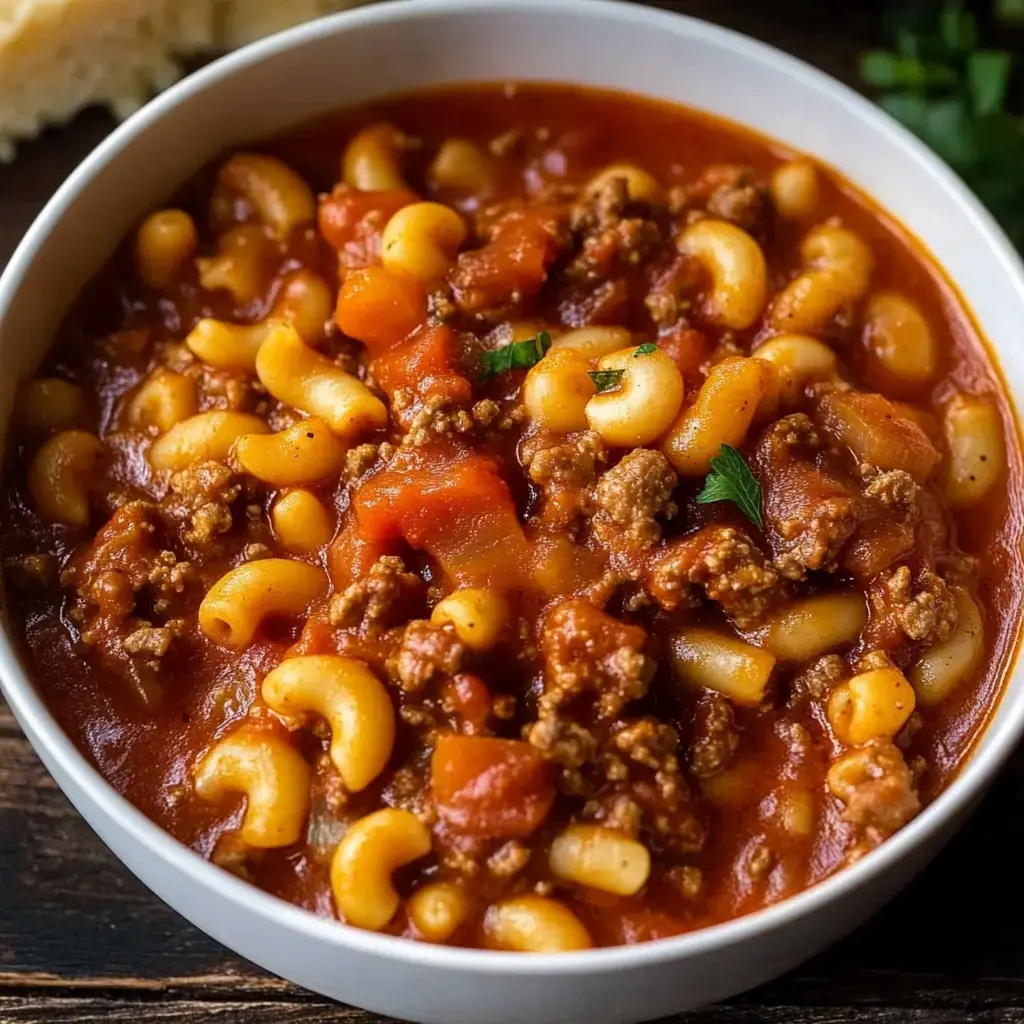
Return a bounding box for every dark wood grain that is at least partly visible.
[1,1,1021,1022]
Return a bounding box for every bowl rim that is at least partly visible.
[2,0,1024,976]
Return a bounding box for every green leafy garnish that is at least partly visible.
[696,445,763,530]
[634,343,658,357]
[860,0,1024,248]
[997,0,1024,25]
[480,331,551,382]
[588,369,625,393]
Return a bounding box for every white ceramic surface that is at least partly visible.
[1,2,1023,1022]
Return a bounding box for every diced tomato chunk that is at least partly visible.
[318,185,417,267]
[657,326,708,376]
[817,390,940,482]
[289,619,337,657]
[353,448,530,588]
[442,673,493,735]
[327,514,397,590]
[431,735,555,838]
[335,266,428,354]
[374,324,472,407]
[450,208,563,314]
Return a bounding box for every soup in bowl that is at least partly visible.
[1,3,1022,1022]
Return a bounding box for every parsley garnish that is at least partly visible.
[860,0,1024,248]
[480,331,552,382]
[696,444,763,530]
[634,343,658,357]
[588,369,625,393]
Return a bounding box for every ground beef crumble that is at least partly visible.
[591,449,678,554]
[539,599,648,720]
[829,739,920,855]
[755,414,858,580]
[330,555,424,630]
[789,654,847,704]
[865,565,958,659]
[647,525,779,628]
[565,175,663,281]
[166,460,240,549]
[523,431,607,531]
[525,715,598,769]
[688,691,740,778]
[672,164,770,236]
[387,619,465,693]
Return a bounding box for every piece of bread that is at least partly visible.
[0,0,370,160]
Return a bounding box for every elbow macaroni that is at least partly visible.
[271,490,334,555]
[761,592,867,662]
[910,589,983,706]
[343,122,407,191]
[428,138,495,193]
[127,369,198,434]
[135,208,198,289]
[677,219,768,330]
[195,224,275,305]
[769,160,820,221]
[149,411,269,473]
[827,666,916,745]
[483,895,593,952]
[584,162,663,203]
[862,292,937,387]
[585,345,685,447]
[27,430,105,525]
[753,334,838,406]
[218,153,315,240]
[234,417,347,487]
[670,627,776,706]
[185,318,275,372]
[198,558,328,648]
[261,654,395,792]
[270,269,333,344]
[380,202,467,283]
[522,349,595,434]
[549,824,651,896]
[255,322,388,438]
[408,882,473,942]
[662,356,778,476]
[330,808,431,930]
[194,725,311,848]
[549,326,633,360]
[770,224,873,334]
[430,588,510,651]
[942,392,1006,510]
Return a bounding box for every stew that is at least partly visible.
[2,83,1021,951]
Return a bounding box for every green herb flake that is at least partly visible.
[696,444,764,530]
[859,51,956,89]
[967,50,1012,117]
[634,343,658,357]
[588,369,625,393]
[997,0,1024,25]
[479,331,552,382]
[939,3,977,53]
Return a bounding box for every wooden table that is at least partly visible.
[3,2,1022,1021]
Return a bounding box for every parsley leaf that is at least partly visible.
[634,343,658,357]
[860,1,1024,249]
[997,0,1024,24]
[588,369,625,393]
[480,331,551,382]
[696,445,763,530]
[968,50,1012,116]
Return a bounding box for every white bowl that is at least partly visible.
[2,2,1023,1022]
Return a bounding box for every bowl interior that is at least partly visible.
[1,0,1023,981]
